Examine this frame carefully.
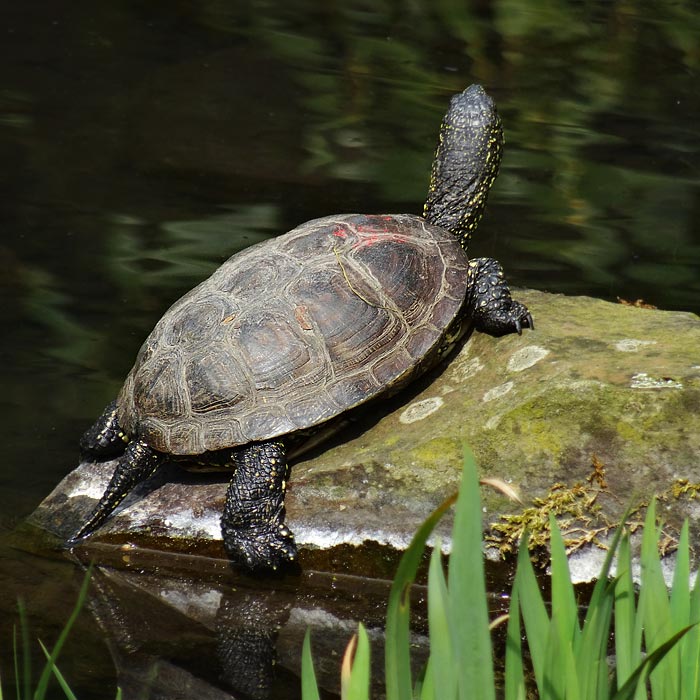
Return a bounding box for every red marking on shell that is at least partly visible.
[352,229,408,248]
[294,305,313,330]
[355,224,382,234]
[332,227,348,238]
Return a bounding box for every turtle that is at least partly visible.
[69,84,532,571]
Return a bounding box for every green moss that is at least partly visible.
[486,458,617,563]
[389,436,463,491]
[615,419,642,442]
[408,437,461,465]
[383,433,401,448]
[479,384,613,461]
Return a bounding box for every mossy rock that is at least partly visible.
[29,290,700,579]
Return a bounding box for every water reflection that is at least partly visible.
[75,558,421,700]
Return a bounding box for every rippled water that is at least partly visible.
[1,1,699,696]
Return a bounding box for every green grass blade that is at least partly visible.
[548,513,581,664]
[670,521,690,628]
[301,629,321,700]
[541,618,568,700]
[426,545,455,700]
[548,514,579,644]
[614,531,639,690]
[577,580,616,700]
[575,512,630,699]
[584,507,631,616]
[33,564,93,700]
[684,560,700,699]
[12,625,19,700]
[37,641,77,700]
[341,624,370,700]
[17,601,30,700]
[418,657,434,700]
[613,626,694,700]
[512,534,549,690]
[385,491,457,700]
[448,447,494,700]
[671,521,696,700]
[637,500,676,700]
[562,638,581,700]
[504,588,526,700]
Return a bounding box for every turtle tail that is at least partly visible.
[67,438,163,545]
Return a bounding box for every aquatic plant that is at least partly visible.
[0,565,122,700]
[302,449,700,699]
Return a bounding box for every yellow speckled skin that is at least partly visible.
[424,85,503,248]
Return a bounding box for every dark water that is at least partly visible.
[1,0,699,696]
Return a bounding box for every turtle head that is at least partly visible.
[423,84,503,250]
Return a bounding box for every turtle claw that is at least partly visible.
[222,522,298,573]
[515,311,534,335]
[467,258,534,338]
[65,534,83,549]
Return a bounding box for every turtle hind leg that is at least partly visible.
[221,440,297,572]
[80,400,130,460]
[467,257,534,337]
[68,438,163,545]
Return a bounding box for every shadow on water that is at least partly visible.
[2,0,699,697]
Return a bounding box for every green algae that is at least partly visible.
[382,436,463,494]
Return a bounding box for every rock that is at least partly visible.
[28,290,700,580]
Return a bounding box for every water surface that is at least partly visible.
[1,1,698,696]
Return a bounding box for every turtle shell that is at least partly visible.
[117,213,470,455]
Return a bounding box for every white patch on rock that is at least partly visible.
[565,539,691,587]
[288,607,427,644]
[614,339,658,352]
[484,414,503,430]
[630,373,682,390]
[293,525,414,550]
[159,588,222,618]
[399,397,444,424]
[507,345,550,372]
[483,382,514,403]
[67,478,109,501]
[450,356,484,382]
[288,606,359,634]
[293,525,451,557]
[122,503,222,539]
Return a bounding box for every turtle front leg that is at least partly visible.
[467,257,534,337]
[79,400,130,459]
[68,438,164,545]
[220,440,297,572]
